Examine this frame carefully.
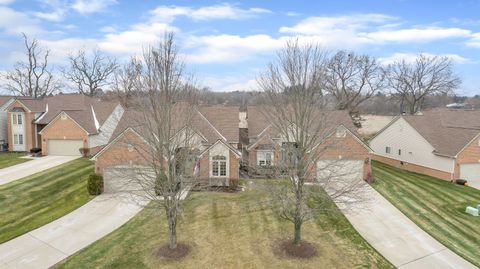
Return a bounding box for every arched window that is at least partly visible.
[212,155,227,177]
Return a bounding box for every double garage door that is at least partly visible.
[317,159,363,182]
[103,167,152,194]
[48,139,83,156]
[460,163,480,187]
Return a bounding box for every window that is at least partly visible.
[18,134,23,145]
[13,134,18,145]
[257,151,273,166]
[12,114,17,125]
[398,149,401,155]
[17,114,22,125]
[127,143,134,152]
[336,128,346,138]
[385,147,391,154]
[212,155,227,177]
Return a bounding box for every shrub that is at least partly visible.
[87,174,103,195]
[455,179,467,186]
[30,147,42,153]
[229,178,239,190]
[79,148,90,157]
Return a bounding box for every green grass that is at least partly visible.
[371,161,480,267]
[0,158,94,243]
[56,182,393,269]
[0,152,31,169]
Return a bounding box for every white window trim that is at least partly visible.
[210,155,228,177]
[257,150,274,166]
[386,146,391,154]
[13,134,18,145]
[18,134,23,145]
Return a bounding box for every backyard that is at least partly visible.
[0,158,94,243]
[0,152,30,169]
[371,161,480,267]
[55,181,392,269]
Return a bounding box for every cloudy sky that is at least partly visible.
[1,0,480,95]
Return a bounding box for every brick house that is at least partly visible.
[4,94,122,156]
[93,106,241,192]
[369,109,480,185]
[244,106,372,181]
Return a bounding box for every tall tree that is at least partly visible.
[325,50,385,111]
[63,48,118,96]
[257,40,365,248]
[112,57,142,108]
[387,54,461,114]
[110,33,198,251]
[2,33,61,98]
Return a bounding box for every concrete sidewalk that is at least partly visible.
[0,156,80,186]
[0,194,147,269]
[337,183,476,269]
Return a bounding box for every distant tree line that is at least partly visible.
[1,33,471,115]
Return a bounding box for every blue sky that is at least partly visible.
[1,0,480,95]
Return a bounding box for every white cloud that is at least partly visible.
[33,10,65,22]
[201,75,259,92]
[363,27,471,43]
[72,0,117,14]
[151,3,271,23]
[185,34,282,63]
[0,6,44,35]
[466,33,480,47]
[0,0,14,5]
[378,52,469,65]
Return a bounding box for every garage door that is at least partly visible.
[48,139,83,156]
[317,159,363,183]
[104,167,152,194]
[460,163,480,185]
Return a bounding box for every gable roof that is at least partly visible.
[34,94,119,134]
[198,139,241,158]
[246,106,360,140]
[400,109,480,157]
[0,96,14,108]
[197,105,239,142]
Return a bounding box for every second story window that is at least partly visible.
[17,114,22,125]
[12,114,17,125]
[12,113,23,125]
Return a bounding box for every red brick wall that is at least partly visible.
[40,115,88,155]
[454,135,480,179]
[372,154,453,181]
[95,130,150,175]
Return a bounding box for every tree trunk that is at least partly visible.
[166,206,177,249]
[294,220,302,245]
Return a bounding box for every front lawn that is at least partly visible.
[371,161,480,267]
[0,152,31,169]
[0,158,94,243]
[56,182,392,269]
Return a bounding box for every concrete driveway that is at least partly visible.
[0,194,146,269]
[0,156,80,186]
[338,183,476,269]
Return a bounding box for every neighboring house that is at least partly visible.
[0,96,15,147]
[245,106,372,181]
[93,106,242,192]
[5,94,123,155]
[369,109,480,182]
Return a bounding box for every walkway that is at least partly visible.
[337,183,477,269]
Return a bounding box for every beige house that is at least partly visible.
[370,109,480,183]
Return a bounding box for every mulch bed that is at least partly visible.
[273,239,318,259]
[154,243,191,261]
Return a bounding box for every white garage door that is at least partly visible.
[103,167,152,194]
[317,159,363,182]
[460,163,480,184]
[48,139,83,156]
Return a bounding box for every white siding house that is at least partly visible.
[89,104,125,148]
[0,98,14,145]
[370,117,454,174]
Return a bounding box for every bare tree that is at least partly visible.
[109,33,198,251]
[112,57,142,108]
[63,48,118,96]
[387,54,461,114]
[257,40,366,248]
[1,33,61,98]
[325,50,386,112]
